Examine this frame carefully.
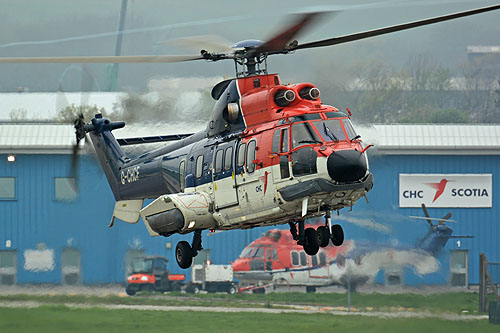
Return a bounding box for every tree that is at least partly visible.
[53,104,107,123]
[9,108,28,121]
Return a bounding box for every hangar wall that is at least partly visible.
[1,123,499,286]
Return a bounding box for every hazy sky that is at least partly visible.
[1,0,499,92]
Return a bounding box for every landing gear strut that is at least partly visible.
[175,230,203,269]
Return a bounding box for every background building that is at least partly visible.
[0,122,499,287]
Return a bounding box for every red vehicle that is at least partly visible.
[126,256,185,296]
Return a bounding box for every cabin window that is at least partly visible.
[195,155,204,178]
[314,119,345,142]
[291,251,299,266]
[311,255,318,267]
[319,252,327,266]
[224,146,233,171]
[271,249,278,260]
[179,160,186,190]
[299,252,307,266]
[215,149,224,173]
[342,119,358,140]
[237,143,246,167]
[246,140,256,173]
[292,122,321,149]
[291,147,317,177]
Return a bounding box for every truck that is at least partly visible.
[185,264,238,294]
[125,256,185,296]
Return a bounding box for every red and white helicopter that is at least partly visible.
[2,4,498,269]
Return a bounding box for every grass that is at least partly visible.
[0,291,496,314]
[0,305,498,333]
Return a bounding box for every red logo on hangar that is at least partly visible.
[425,178,453,203]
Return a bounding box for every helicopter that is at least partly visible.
[232,204,472,292]
[1,4,499,269]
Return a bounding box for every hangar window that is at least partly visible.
[62,248,81,285]
[0,177,15,200]
[224,147,233,171]
[246,140,257,173]
[196,155,204,178]
[291,251,299,266]
[0,250,16,286]
[215,149,224,173]
[54,177,77,202]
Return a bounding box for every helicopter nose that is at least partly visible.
[327,150,367,182]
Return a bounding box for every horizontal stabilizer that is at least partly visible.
[446,235,475,239]
[117,134,194,146]
[111,199,144,224]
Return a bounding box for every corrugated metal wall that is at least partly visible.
[1,152,498,285]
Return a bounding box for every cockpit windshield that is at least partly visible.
[239,246,266,258]
[312,119,347,142]
[292,122,322,148]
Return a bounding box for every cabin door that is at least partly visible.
[212,141,238,209]
[271,128,291,183]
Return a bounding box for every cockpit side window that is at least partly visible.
[342,119,358,140]
[280,128,289,152]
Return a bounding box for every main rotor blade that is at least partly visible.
[294,4,500,50]
[409,216,456,223]
[441,212,452,221]
[420,203,434,227]
[255,11,327,54]
[0,54,204,64]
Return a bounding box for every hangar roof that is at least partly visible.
[1,123,500,155]
[361,124,500,155]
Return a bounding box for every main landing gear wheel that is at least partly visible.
[176,241,193,269]
[317,226,330,247]
[303,228,320,255]
[331,224,344,246]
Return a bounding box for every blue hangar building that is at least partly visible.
[0,122,499,287]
